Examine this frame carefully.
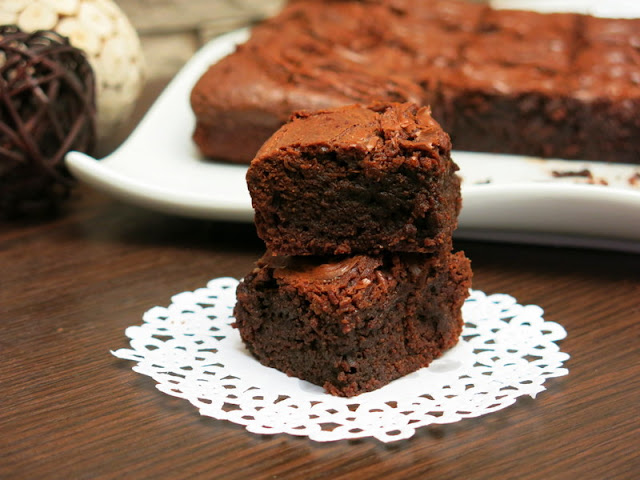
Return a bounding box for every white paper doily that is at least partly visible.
[112,277,569,443]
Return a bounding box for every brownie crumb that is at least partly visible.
[552,169,593,178]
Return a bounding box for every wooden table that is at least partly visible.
[1,80,638,480]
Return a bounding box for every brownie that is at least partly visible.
[190,0,640,164]
[433,10,574,156]
[247,102,461,256]
[582,15,640,47]
[567,18,640,163]
[233,250,472,397]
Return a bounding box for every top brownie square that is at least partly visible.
[247,102,461,256]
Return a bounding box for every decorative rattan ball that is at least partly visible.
[0,25,96,219]
[2,0,146,138]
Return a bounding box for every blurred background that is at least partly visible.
[114,0,287,84]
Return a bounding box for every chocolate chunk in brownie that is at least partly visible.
[233,250,472,397]
[247,102,461,256]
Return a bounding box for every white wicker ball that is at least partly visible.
[0,0,146,138]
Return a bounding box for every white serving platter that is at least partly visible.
[66,29,640,252]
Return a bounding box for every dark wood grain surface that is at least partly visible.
[1,80,638,480]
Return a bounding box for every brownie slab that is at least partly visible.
[191,0,640,164]
[247,102,461,256]
[233,251,472,397]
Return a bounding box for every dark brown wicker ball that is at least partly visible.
[0,25,96,219]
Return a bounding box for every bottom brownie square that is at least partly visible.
[233,250,472,397]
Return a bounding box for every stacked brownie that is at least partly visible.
[233,103,472,397]
[191,0,640,165]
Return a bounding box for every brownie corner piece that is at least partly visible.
[233,250,472,397]
[247,102,461,256]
